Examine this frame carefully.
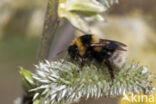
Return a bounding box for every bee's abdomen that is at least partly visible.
[109,50,126,68]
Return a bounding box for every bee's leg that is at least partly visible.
[104,60,114,82]
[61,55,68,64]
[80,58,85,69]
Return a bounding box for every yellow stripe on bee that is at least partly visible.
[94,47,102,52]
[91,35,99,43]
[91,35,102,52]
[73,38,86,56]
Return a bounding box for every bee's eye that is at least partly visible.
[68,45,79,59]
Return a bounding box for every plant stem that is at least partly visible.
[36,0,59,62]
[22,0,59,104]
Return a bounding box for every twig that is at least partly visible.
[22,0,59,104]
[36,0,59,62]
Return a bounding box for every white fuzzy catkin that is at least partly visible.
[29,60,154,104]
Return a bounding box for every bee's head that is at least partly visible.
[68,45,79,59]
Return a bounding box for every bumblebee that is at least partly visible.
[68,34,127,80]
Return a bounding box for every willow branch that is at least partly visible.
[21,0,59,104]
[36,0,59,62]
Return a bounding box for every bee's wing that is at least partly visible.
[91,39,127,51]
[100,39,127,47]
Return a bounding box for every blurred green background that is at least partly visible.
[0,0,156,104]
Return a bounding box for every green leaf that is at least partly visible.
[58,3,91,32]
[67,0,106,16]
[58,0,105,33]
[20,67,35,93]
[58,0,119,32]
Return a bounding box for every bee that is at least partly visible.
[68,34,127,80]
